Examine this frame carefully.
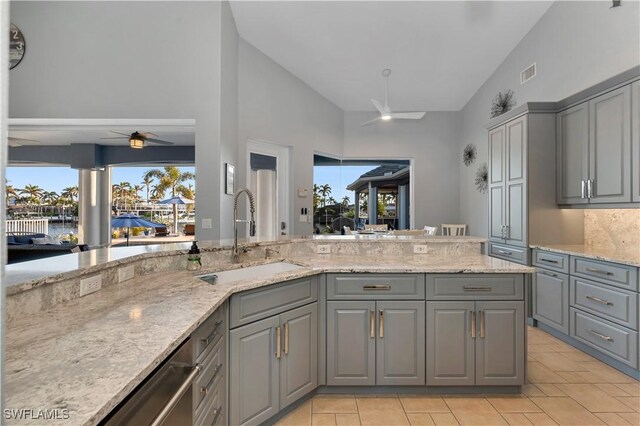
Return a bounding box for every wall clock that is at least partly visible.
[9,24,26,70]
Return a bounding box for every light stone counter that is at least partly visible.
[5,254,528,426]
[530,244,640,267]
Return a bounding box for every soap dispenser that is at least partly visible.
[187,241,202,271]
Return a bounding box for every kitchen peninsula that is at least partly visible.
[5,235,532,426]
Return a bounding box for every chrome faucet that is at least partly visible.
[233,188,256,263]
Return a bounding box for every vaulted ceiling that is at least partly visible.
[230,1,553,111]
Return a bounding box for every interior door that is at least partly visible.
[247,140,291,239]
[488,125,506,242]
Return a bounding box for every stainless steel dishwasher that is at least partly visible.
[103,338,199,426]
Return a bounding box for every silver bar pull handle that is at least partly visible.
[586,267,614,276]
[539,270,558,278]
[210,407,222,426]
[200,364,223,395]
[275,326,281,359]
[587,179,594,198]
[581,180,586,199]
[480,310,485,338]
[284,322,289,355]
[150,364,200,426]
[588,329,613,342]
[363,285,392,291]
[504,225,509,239]
[497,250,513,255]
[471,311,476,339]
[463,286,492,292]
[586,295,613,306]
[379,309,384,339]
[201,320,223,346]
[370,310,375,339]
[540,258,559,264]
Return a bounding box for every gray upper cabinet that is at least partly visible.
[589,85,632,203]
[557,103,589,205]
[489,126,506,242]
[557,83,634,205]
[376,301,425,386]
[631,81,639,203]
[326,301,376,386]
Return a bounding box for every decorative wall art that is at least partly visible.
[475,163,488,194]
[463,144,477,166]
[490,89,516,118]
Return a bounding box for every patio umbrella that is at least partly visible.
[157,195,194,235]
[111,214,164,246]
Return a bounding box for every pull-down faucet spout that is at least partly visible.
[233,188,256,263]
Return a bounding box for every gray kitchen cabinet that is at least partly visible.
[230,300,318,426]
[376,301,425,385]
[557,103,589,205]
[557,84,633,205]
[426,301,475,386]
[489,125,506,242]
[326,301,376,386]
[327,300,426,386]
[476,301,525,386]
[426,300,525,386]
[631,80,639,203]
[532,268,569,334]
[229,316,280,426]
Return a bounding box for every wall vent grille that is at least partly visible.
[520,63,537,84]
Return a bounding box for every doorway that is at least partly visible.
[246,140,291,239]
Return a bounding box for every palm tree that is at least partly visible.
[20,184,43,201]
[144,167,196,233]
[5,183,18,206]
[318,184,332,207]
[132,184,143,202]
[61,186,79,202]
[141,173,154,203]
[341,195,350,208]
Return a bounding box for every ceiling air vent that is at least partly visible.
[520,63,537,84]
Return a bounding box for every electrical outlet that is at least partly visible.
[118,265,135,283]
[317,245,331,254]
[202,218,212,229]
[80,275,102,297]
[413,244,429,254]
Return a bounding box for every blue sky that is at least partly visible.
[6,166,195,194]
[313,165,376,203]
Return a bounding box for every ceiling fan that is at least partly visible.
[361,69,426,127]
[8,137,41,147]
[100,131,175,149]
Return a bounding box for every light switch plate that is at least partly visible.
[413,245,429,254]
[202,218,212,229]
[317,245,331,254]
[118,265,135,282]
[80,275,102,297]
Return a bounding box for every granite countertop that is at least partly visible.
[530,244,640,267]
[5,254,527,426]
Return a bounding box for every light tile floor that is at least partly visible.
[275,327,640,426]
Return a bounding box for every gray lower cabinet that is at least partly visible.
[327,300,425,386]
[230,303,318,426]
[532,268,569,334]
[426,301,525,386]
[632,80,640,203]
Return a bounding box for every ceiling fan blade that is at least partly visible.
[371,99,385,114]
[107,131,132,137]
[139,132,158,139]
[390,112,426,120]
[146,138,174,146]
[361,117,382,127]
[100,136,129,140]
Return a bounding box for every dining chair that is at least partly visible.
[441,224,466,236]
[343,226,354,235]
[423,226,438,236]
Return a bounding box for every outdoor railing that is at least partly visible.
[7,218,49,235]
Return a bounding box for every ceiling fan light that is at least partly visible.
[381,114,391,120]
[129,137,144,149]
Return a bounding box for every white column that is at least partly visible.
[78,167,111,246]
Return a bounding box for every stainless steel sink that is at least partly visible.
[197,262,302,285]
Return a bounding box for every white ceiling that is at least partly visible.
[230,1,554,111]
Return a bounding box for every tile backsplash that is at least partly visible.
[584,209,640,250]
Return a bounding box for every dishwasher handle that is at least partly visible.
[150,364,201,426]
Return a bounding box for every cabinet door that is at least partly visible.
[229,316,280,426]
[426,301,475,386]
[475,301,525,386]
[326,301,376,385]
[489,125,506,241]
[505,116,527,247]
[532,269,569,334]
[589,85,632,203]
[376,301,425,385]
[631,81,639,203]
[279,303,318,409]
[557,104,589,204]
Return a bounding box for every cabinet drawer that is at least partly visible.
[570,277,637,330]
[489,242,528,265]
[194,336,226,413]
[425,274,524,300]
[230,276,317,328]
[326,274,425,300]
[194,369,225,426]
[571,257,638,291]
[570,308,638,368]
[532,250,569,274]
[193,303,227,362]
